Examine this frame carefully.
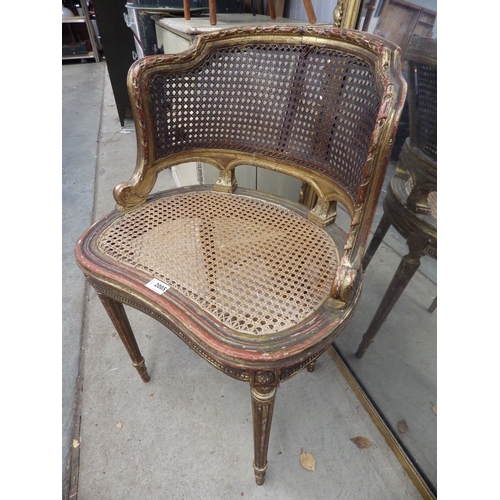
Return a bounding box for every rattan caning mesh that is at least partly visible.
[97,191,339,334]
[414,63,437,161]
[149,44,380,201]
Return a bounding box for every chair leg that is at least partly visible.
[183,0,190,20]
[98,294,150,383]
[428,296,437,312]
[251,382,277,485]
[303,0,317,23]
[362,211,392,271]
[209,0,217,25]
[355,230,429,359]
[268,0,276,19]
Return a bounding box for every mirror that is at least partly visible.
[331,0,437,496]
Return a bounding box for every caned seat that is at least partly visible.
[96,190,340,335]
[75,26,406,485]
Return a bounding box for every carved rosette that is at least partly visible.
[252,371,276,387]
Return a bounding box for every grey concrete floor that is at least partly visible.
[62,59,106,480]
[63,60,428,499]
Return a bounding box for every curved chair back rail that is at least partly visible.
[398,34,436,214]
[116,26,406,273]
[75,26,406,485]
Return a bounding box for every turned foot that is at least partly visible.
[306,358,317,372]
[253,462,268,485]
[132,358,151,383]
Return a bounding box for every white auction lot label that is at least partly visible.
[145,278,170,294]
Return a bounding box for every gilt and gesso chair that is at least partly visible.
[355,34,437,358]
[75,26,406,485]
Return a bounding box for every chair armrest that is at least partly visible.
[328,261,360,310]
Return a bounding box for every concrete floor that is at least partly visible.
[62,60,432,499]
[62,60,106,480]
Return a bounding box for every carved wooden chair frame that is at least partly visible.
[75,25,406,484]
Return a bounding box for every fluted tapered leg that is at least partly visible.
[98,294,150,382]
[251,381,277,485]
[356,230,430,359]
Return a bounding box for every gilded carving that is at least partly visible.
[333,1,344,27]
[330,264,358,309]
[214,168,238,193]
[307,198,337,227]
[254,371,275,385]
